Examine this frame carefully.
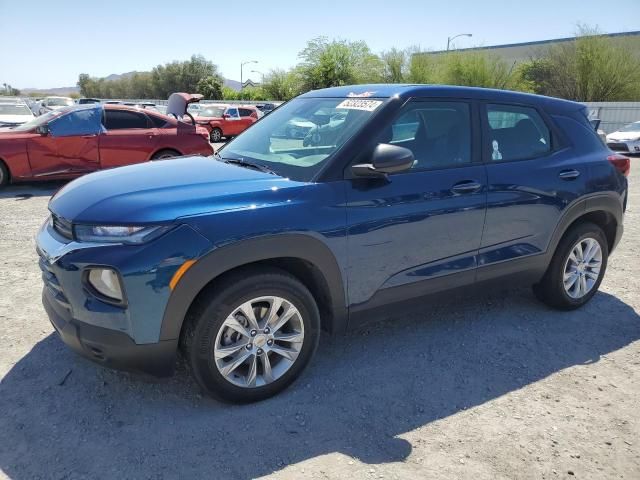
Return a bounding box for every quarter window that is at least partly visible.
[379,101,472,170]
[103,110,150,130]
[486,104,551,161]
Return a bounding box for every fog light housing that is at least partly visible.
[87,268,124,303]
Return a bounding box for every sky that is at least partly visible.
[1,0,639,89]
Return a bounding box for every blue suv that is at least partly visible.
[36,85,629,402]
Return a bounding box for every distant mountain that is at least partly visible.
[21,71,243,95]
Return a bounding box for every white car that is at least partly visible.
[606,121,640,154]
[0,102,35,127]
[38,96,74,115]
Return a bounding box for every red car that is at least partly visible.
[0,93,213,187]
[194,104,260,142]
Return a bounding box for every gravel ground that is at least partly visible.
[0,163,638,480]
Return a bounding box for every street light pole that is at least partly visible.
[446,33,473,51]
[240,60,258,97]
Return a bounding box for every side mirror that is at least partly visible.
[351,143,414,178]
[222,113,230,119]
[36,124,50,136]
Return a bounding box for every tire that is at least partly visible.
[151,149,180,160]
[182,267,321,403]
[533,222,608,310]
[210,128,223,143]
[0,161,8,187]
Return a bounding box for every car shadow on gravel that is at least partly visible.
[0,182,66,200]
[1,288,639,479]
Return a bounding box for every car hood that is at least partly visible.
[49,155,307,224]
[0,128,35,138]
[607,130,640,141]
[0,114,34,124]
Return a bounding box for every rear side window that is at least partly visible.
[238,108,254,117]
[486,104,551,161]
[148,114,169,128]
[103,110,150,130]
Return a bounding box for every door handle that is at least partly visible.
[451,180,482,194]
[559,169,580,180]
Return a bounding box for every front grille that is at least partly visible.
[38,254,71,309]
[52,214,73,240]
[607,142,629,152]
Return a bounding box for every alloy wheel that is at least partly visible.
[213,296,305,388]
[562,237,602,299]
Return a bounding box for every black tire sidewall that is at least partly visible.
[188,272,320,403]
[210,128,222,142]
[0,161,8,186]
[548,223,609,309]
[151,149,179,160]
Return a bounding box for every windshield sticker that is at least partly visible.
[347,91,376,98]
[336,99,383,111]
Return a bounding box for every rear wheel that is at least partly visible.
[182,268,320,403]
[151,149,180,160]
[0,161,8,186]
[533,222,608,310]
[210,128,223,143]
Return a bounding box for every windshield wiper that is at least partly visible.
[216,154,277,175]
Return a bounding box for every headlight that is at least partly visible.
[74,224,171,244]
[87,268,124,302]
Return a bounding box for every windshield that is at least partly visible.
[48,98,73,107]
[219,97,384,181]
[619,122,640,133]
[10,109,63,131]
[200,106,226,117]
[0,104,32,116]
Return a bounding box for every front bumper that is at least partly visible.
[36,217,213,376]
[43,288,177,376]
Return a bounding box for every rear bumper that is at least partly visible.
[43,288,177,377]
[607,140,640,154]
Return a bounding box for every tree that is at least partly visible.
[197,76,223,99]
[439,51,526,90]
[261,69,300,101]
[380,48,406,83]
[297,37,383,91]
[519,27,640,101]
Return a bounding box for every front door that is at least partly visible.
[223,107,242,135]
[346,100,487,310]
[27,107,101,177]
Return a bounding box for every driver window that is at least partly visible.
[381,101,472,170]
[48,108,104,137]
[226,108,239,118]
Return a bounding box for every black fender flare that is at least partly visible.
[159,234,348,340]
[546,192,623,259]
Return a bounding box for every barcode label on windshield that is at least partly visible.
[336,99,383,111]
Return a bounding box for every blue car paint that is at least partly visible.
[36,84,627,375]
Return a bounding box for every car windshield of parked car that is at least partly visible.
[10,110,63,131]
[218,97,384,181]
[200,106,225,117]
[619,122,640,133]
[48,98,73,107]
[0,104,32,115]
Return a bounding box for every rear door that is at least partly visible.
[478,102,589,281]
[346,99,488,309]
[238,107,257,133]
[98,109,158,168]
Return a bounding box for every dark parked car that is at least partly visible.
[37,85,629,403]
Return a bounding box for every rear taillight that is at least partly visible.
[608,154,630,177]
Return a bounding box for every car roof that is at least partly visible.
[298,84,583,113]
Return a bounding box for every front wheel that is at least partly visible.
[0,161,9,186]
[182,268,320,403]
[533,222,608,310]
